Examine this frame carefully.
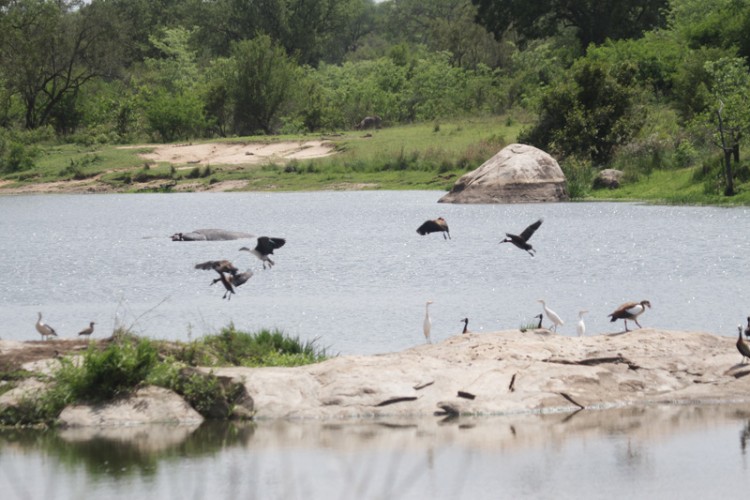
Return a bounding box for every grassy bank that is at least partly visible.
[0,326,329,427]
[0,115,518,192]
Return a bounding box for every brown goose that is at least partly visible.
[77,321,95,337]
[737,325,750,364]
[35,312,57,340]
[501,219,543,256]
[608,300,651,331]
[211,272,236,300]
[417,218,450,239]
[194,260,239,276]
[240,236,286,269]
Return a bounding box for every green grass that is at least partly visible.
[0,115,520,192]
[0,326,328,426]
[585,167,750,205]
[173,325,330,367]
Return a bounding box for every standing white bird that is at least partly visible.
[423,301,434,344]
[537,300,564,332]
[35,312,57,340]
[576,310,588,337]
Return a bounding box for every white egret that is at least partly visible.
[501,219,543,256]
[537,299,563,332]
[423,301,434,344]
[240,236,286,269]
[416,218,450,239]
[36,312,57,340]
[576,310,588,337]
[608,300,651,332]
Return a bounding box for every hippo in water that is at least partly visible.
[171,229,254,241]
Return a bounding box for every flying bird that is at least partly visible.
[194,260,239,276]
[737,325,750,364]
[210,269,254,300]
[35,312,57,341]
[423,301,434,344]
[576,310,588,337]
[538,299,563,332]
[78,321,95,337]
[501,218,543,256]
[416,218,450,239]
[461,317,470,334]
[608,300,651,332]
[240,236,286,269]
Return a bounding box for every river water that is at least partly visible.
[2,192,750,499]
[0,192,748,353]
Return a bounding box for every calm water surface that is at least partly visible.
[2,404,750,500]
[0,192,748,353]
[2,192,750,499]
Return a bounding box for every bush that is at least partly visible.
[55,337,158,402]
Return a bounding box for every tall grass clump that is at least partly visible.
[177,325,329,367]
[55,335,158,402]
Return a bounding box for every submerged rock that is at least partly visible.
[439,143,568,204]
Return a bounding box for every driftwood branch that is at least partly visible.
[542,356,641,370]
[375,396,418,407]
[559,392,585,410]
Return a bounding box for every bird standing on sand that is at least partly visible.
[737,325,750,364]
[576,310,588,337]
[36,312,57,340]
[416,218,451,239]
[500,219,543,256]
[461,317,470,334]
[538,300,563,332]
[534,313,543,329]
[423,301,434,344]
[744,317,750,340]
[608,300,651,332]
[78,321,95,337]
[240,236,286,269]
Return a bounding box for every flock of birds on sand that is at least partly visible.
[415,216,750,365]
[31,215,750,365]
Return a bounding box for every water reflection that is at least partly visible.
[2,404,750,499]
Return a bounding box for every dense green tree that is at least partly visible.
[0,0,124,130]
[230,35,301,135]
[519,58,644,164]
[471,0,669,48]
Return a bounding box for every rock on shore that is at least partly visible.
[2,329,749,425]
[206,329,750,419]
[439,143,568,204]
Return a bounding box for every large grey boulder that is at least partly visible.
[439,143,568,204]
[593,169,624,189]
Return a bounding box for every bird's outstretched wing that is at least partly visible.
[417,220,440,235]
[232,270,254,287]
[519,219,543,242]
[195,260,238,275]
[257,236,286,254]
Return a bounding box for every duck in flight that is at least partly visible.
[194,260,239,276]
[417,218,450,239]
[501,218,543,256]
[240,236,286,269]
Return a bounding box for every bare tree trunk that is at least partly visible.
[717,106,735,196]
